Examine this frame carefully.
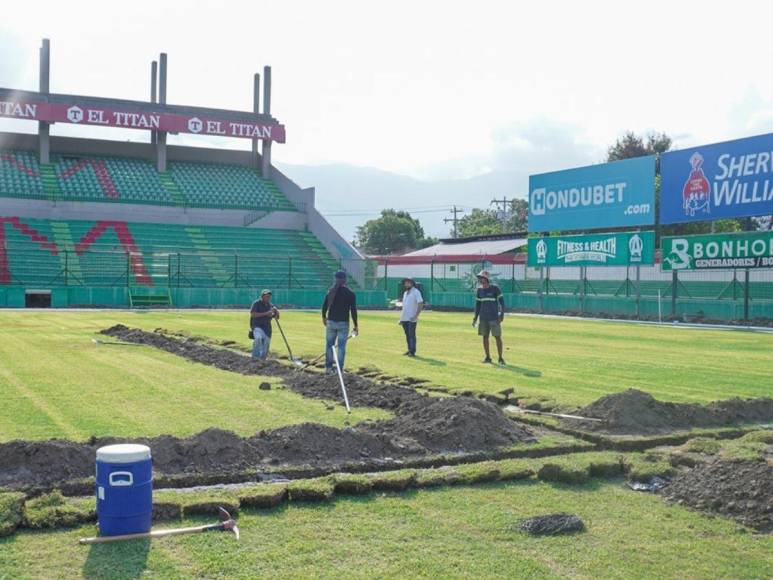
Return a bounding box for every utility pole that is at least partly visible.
[444,206,464,238]
[490,197,517,233]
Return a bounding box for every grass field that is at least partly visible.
[0,310,770,442]
[0,309,771,578]
[1,479,771,579]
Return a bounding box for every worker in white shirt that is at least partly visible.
[399,277,424,357]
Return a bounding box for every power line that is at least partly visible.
[490,197,518,233]
[443,205,465,239]
[323,206,470,217]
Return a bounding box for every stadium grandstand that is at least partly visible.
[0,39,375,309]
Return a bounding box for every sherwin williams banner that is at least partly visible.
[527,231,655,267]
[660,133,773,224]
[528,156,656,232]
[661,231,773,270]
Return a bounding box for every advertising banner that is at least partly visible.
[527,231,655,267]
[0,99,286,142]
[528,156,656,232]
[660,133,773,224]
[661,231,773,270]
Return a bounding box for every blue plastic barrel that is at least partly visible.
[96,444,152,536]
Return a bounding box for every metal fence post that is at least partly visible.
[635,265,641,320]
[538,266,545,313]
[167,254,172,288]
[579,266,586,314]
[288,256,293,290]
[234,254,239,288]
[126,253,130,288]
[744,268,750,322]
[430,259,434,292]
[176,253,181,289]
[64,250,69,287]
[671,270,678,319]
[384,258,389,291]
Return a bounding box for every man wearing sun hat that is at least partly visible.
[250,289,278,360]
[472,270,506,365]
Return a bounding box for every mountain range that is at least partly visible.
[279,162,529,241]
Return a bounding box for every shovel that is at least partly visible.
[274,319,303,366]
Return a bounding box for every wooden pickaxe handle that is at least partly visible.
[79,508,239,544]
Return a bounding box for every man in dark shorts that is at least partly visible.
[322,270,358,372]
[472,270,506,365]
[250,289,278,359]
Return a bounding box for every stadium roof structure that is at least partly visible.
[376,232,528,264]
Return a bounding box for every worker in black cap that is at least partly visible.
[322,270,358,372]
[250,289,278,359]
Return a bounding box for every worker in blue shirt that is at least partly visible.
[472,270,506,365]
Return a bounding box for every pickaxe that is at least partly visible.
[295,329,358,372]
[78,507,239,544]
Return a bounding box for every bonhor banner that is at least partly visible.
[527,231,655,267]
[661,231,773,271]
[528,156,656,232]
[660,133,773,224]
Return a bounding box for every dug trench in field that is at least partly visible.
[0,326,535,490]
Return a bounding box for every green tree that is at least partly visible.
[354,209,435,254]
[607,131,672,161]
[456,200,528,238]
[457,208,502,237]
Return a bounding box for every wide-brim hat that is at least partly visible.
[402,277,415,284]
[476,270,491,281]
[260,289,272,296]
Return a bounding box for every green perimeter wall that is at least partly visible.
[426,291,773,321]
[1,284,770,321]
[0,287,388,309]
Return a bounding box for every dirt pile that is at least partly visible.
[367,397,536,453]
[566,389,773,435]
[660,459,773,532]
[0,439,94,487]
[0,326,535,489]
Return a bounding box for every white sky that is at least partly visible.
[3,0,773,181]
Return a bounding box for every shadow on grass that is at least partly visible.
[83,538,150,579]
[412,356,447,367]
[498,364,542,377]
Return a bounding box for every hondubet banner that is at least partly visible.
[661,231,773,271]
[528,155,656,232]
[660,132,773,224]
[527,231,655,267]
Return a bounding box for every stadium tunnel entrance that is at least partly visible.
[25,289,51,308]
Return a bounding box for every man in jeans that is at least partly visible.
[250,289,278,360]
[472,270,506,365]
[399,277,424,357]
[322,270,358,373]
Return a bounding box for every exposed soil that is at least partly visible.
[660,459,773,532]
[565,389,773,435]
[0,326,534,489]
